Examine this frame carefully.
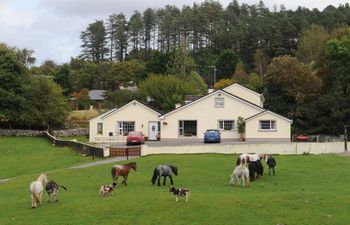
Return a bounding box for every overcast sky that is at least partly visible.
[0,0,347,65]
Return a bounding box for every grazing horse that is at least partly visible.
[230,159,250,187]
[29,174,48,208]
[111,162,137,187]
[151,165,178,186]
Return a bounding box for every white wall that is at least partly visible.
[160,91,263,139]
[141,142,347,156]
[245,112,291,141]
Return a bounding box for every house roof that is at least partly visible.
[160,89,265,119]
[223,83,265,103]
[89,90,106,100]
[100,100,161,120]
[244,110,293,123]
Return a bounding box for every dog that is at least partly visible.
[45,180,67,202]
[100,185,115,197]
[169,186,190,202]
[267,156,277,175]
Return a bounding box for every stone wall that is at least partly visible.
[0,129,45,136]
[0,128,88,137]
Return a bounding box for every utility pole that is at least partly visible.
[208,65,217,88]
[345,125,349,151]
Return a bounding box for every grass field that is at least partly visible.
[0,137,91,178]
[0,138,349,225]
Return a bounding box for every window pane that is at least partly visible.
[260,120,271,129]
[271,121,276,129]
[97,123,103,134]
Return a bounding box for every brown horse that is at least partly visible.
[111,162,137,187]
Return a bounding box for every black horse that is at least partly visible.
[248,160,263,181]
[151,165,178,186]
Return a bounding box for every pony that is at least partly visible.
[248,160,264,181]
[267,155,277,175]
[151,165,178,186]
[45,180,67,202]
[111,162,137,187]
[29,174,48,208]
[230,159,250,187]
[169,186,190,202]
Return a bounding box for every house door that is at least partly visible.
[148,122,158,141]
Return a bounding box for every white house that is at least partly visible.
[89,100,161,142]
[89,83,292,143]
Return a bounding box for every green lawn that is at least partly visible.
[0,137,92,178]
[0,138,349,225]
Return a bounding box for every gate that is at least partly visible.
[110,146,141,159]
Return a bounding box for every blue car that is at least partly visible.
[204,129,221,143]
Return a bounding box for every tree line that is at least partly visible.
[1,0,350,135]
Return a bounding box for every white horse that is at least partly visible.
[230,159,250,187]
[29,174,48,208]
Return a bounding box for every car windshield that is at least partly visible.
[206,130,219,134]
[129,131,141,135]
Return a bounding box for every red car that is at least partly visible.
[295,135,310,142]
[126,131,145,145]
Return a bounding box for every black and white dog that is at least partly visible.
[100,184,115,197]
[45,180,67,202]
[169,186,190,202]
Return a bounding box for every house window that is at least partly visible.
[97,123,103,135]
[218,120,234,130]
[215,97,224,108]
[118,121,135,135]
[179,120,197,136]
[259,120,276,130]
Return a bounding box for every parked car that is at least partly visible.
[127,131,145,145]
[204,129,221,143]
[295,135,310,142]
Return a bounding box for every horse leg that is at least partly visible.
[47,193,51,203]
[38,191,42,206]
[169,175,174,185]
[31,193,36,208]
[157,176,161,186]
[54,189,59,202]
[163,176,166,186]
[124,175,128,186]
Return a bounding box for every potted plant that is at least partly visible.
[237,116,245,141]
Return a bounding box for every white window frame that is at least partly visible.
[97,123,103,135]
[215,97,225,108]
[218,120,235,130]
[259,120,276,131]
[118,121,135,135]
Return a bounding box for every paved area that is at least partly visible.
[336,151,350,156]
[68,156,138,169]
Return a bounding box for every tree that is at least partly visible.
[0,44,28,128]
[129,11,143,53]
[296,24,329,64]
[237,116,245,141]
[80,20,108,62]
[215,49,240,80]
[103,90,138,109]
[166,42,196,79]
[13,47,36,68]
[253,49,269,79]
[214,79,233,90]
[138,74,197,112]
[265,55,322,121]
[23,78,70,129]
[71,88,90,110]
[107,60,145,90]
[114,13,129,61]
[232,61,248,84]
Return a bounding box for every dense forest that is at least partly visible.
[1,0,350,136]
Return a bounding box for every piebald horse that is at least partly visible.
[29,174,48,208]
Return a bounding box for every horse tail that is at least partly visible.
[111,166,117,186]
[151,167,158,185]
[60,185,67,191]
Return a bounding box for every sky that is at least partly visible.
[0,0,347,65]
